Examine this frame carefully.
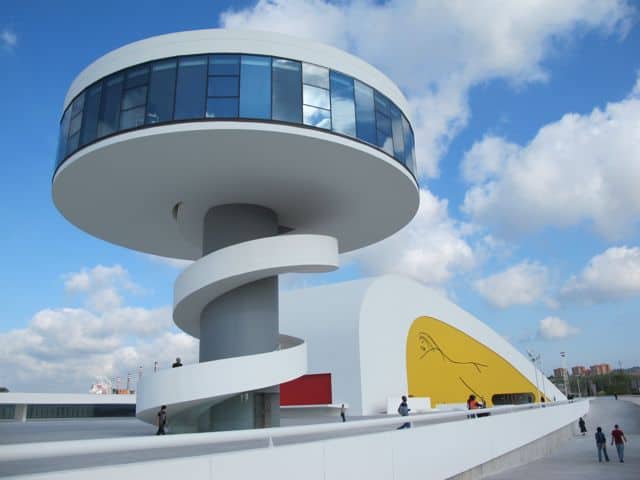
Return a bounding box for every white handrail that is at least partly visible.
[0,400,585,462]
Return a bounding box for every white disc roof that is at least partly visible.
[53,122,419,258]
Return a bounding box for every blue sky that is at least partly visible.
[1,0,640,392]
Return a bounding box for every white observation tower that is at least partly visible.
[52,29,419,432]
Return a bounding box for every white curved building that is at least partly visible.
[52,29,419,432]
[281,275,565,416]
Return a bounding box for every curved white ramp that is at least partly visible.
[136,234,339,427]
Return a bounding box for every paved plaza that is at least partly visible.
[486,397,640,480]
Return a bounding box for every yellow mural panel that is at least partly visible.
[407,316,543,407]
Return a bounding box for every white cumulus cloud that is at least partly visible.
[345,189,475,286]
[561,246,640,302]
[538,316,579,340]
[1,266,197,392]
[221,0,633,178]
[63,264,141,312]
[462,75,640,239]
[474,261,549,308]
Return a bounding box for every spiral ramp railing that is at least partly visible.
[136,234,339,427]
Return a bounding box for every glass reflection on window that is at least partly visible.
[146,59,177,125]
[272,58,302,123]
[303,84,330,110]
[354,80,376,145]
[80,83,102,146]
[303,105,331,130]
[208,76,239,97]
[390,106,405,164]
[330,71,356,137]
[56,53,416,177]
[209,55,240,76]
[174,56,207,120]
[125,66,149,88]
[206,97,239,118]
[121,86,147,110]
[303,63,329,89]
[120,106,146,130]
[97,74,124,137]
[240,55,271,119]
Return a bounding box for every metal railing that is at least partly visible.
[0,399,586,463]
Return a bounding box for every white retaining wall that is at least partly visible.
[4,401,587,480]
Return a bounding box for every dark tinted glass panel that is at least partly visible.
[375,92,393,154]
[125,66,149,88]
[120,106,146,129]
[272,58,302,123]
[354,80,376,144]
[303,63,329,89]
[97,74,124,137]
[206,97,238,118]
[174,56,207,120]
[209,55,240,76]
[146,59,177,124]
[402,115,416,174]
[66,132,79,155]
[121,85,147,110]
[240,55,271,119]
[330,71,356,137]
[208,76,239,97]
[80,83,102,146]
[492,393,534,405]
[377,127,393,155]
[303,105,331,129]
[70,92,85,116]
[69,110,83,136]
[303,84,330,110]
[375,112,391,134]
[374,91,391,114]
[390,105,405,162]
[0,405,15,420]
[56,108,71,167]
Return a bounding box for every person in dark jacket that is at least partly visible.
[397,395,411,429]
[156,405,168,435]
[595,427,610,462]
[579,416,587,435]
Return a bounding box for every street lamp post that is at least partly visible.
[560,352,569,397]
[527,350,541,403]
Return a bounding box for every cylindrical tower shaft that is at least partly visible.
[199,204,280,431]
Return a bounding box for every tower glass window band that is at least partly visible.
[56,53,416,177]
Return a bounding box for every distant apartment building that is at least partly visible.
[572,366,587,376]
[590,364,611,375]
[553,368,567,377]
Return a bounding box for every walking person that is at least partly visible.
[578,416,587,435]
[611,424,627,463]
[467,394,480,418]
[340,403,346,422]
[156,405,168,435]
[396,395,411,429]
[595,427,610,462]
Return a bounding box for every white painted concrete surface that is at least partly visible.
[1,401,587,479]
[174,234,339,337]
[280,275,565,416]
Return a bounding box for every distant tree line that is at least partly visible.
[548,371,640,396]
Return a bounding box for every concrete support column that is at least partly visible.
[14,404,27,422]
[199,204,280,431]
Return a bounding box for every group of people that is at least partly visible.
[580,417,628,463]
